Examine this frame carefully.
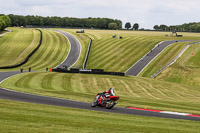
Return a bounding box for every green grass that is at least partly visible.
[21,29,69,70]
[1,72,200,115]
[64,29,200,72]
[0,28,70,71]
[0,27,40,67]
[0,99,200,133]
[156,43,200,87]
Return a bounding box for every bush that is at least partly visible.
[0,15,11,31]
[108,23,119,30]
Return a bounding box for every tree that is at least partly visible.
[133,23,139,30]
[6,14,123,29]
[153,25,159,30]
[0,16,7,31]
[125,22,131,30]
[160,24,168,31]
[108,23,118,29]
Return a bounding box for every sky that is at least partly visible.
[1,0,200,29]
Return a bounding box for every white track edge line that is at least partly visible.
[136,42,172,76]
[53,30,72,68]
[125,41,165,74]
[68,32,82,68]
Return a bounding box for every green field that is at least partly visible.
[62,29,200,72]
[138,41,197,77]
[0,28,40,67]
[0,28,69,71]
[1,28,200,132]
[1,72,200,115]
[156,43,200,86]
[1,99,200,133]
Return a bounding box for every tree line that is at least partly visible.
[7,14,122,29]
[0,15,11,31]
[154,22,200,32]
[125,22,139,30]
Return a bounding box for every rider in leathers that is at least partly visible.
[95,88,115,104]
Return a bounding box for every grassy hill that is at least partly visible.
[20,29,69,70]
[1,72,200,115]
[156,43,200,86]
[0,28,70,71]
[138,41,197,77]
[63,29,200,72]
[0,28,40,68]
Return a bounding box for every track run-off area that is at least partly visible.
[0,29,200,122]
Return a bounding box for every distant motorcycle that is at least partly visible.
[91,88,119,109]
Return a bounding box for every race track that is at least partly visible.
[0,87,199,121]
[125,40,191,76]
[54,30,81,68]
[0,34,200,121]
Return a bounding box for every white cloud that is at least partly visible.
[1,0,200,29]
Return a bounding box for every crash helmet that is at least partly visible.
[107,88,115,96]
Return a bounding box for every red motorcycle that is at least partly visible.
[91,88,119,109]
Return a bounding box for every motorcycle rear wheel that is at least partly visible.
[106,101,115,109]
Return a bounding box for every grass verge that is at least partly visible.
[0,99,200,133]
[138,42,191,77]
[1,72,200,115]
[0,27,39,67]
[157,43,200,87]
[0,28,70,71]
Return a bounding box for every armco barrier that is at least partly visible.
[83,39,92,69]
[0,29,43,69]
[52,68,125,76]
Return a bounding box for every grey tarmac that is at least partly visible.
[125,40,192,76]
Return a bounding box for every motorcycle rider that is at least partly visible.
[94,88,115,104]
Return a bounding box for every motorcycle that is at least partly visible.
[91,88,119,109]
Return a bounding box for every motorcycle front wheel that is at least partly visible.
[106,101,115,109]
[91,101,97,107]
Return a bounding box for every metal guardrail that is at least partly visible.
[151,41,200,79]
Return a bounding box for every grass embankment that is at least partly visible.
[63,29,200,72]
[157,43,200,86]
[21,29,69,70]
[1,99,199,133]
[139,42,192,77]
[0,28,69,71]
[0,28,40,68]
[1,72,200,115]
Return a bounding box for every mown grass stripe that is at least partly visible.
[2,72,200,114]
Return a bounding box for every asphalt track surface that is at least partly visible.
[0,30,11,37]
[54,30,81,68]
[0,37,200,121]
[125,40,191,76]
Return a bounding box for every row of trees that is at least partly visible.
[154,23,200,32]
[0,15,11,31]
[7,14,122,29]
[125,22,139,30]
